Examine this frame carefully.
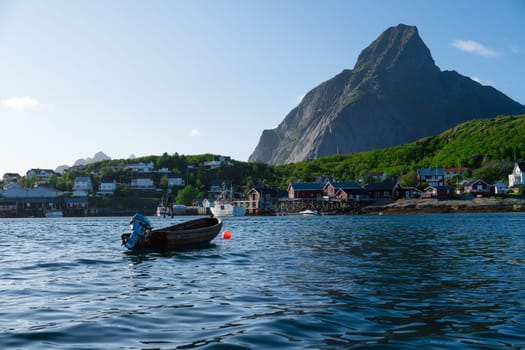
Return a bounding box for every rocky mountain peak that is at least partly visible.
[354,24,437,79]
[249,24,525,165]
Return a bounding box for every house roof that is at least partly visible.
[289,182,325,191]
[424,185,455,191]
[365,180,398,191]
[327,181,363,190]
[249,186,287,197]
[516,162,525,171]
[464,179,489,186]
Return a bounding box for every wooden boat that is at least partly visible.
[122,215,222,251]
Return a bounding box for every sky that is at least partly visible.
[1,0,524,176]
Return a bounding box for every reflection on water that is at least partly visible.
[1,213,524,349]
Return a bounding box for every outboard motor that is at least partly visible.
[125,213,152,249]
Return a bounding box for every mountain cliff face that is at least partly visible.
[249,24,525,165]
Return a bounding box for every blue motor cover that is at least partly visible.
[125,213,153,249]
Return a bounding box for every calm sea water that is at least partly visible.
[1,213,525,349]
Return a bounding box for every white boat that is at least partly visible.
[156,205,169,217]
[299,209,319,216]
[209,182,246,217]
[210,202,246,217]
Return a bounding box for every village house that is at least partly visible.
[26,168,57,184]
[508,162,525,187]
[463,179,491,196]
[2,173,20,183]
[325,181,367,201]
[398,186,423,199]
[1,183,62,216]
[421,185,455,199]
[167,173,185,187]
[287,182,325,199]
[97,179,117,195]
[130,173,154,189]
[365,180,399,200]
[203,156,233,169]
[417,167,445,186]
[126,161,154,173]
[247,186,287,214]
[64,196,89,216]
[73,176,93,192]
[493,180,508,195]
[444,167,468,181]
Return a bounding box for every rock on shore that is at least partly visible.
[362,197,525,214]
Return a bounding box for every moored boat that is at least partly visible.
[121,214,222,251]
[299,209,319,216]
[210,202,246,217]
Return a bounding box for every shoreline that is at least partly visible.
[361,197,525,215]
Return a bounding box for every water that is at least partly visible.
[1,213,525,349]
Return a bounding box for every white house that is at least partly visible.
[2,173,20,183]
[26,168,56,183]
[130,174,154,189]
[73,177,93,192]
[168,173,185,187]
[508,162,525,187]
[203,156,232,169]
[126,161,154,173]
[98,179,117,195]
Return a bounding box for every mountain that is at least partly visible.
[73,151,111,166]
[278,114,525,182]
[55,151,112,173]
[249,24,525,165]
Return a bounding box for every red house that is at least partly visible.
[463,180,491,196]
[324,181,366,199]
[287,182,325,199]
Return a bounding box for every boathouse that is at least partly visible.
[287,182,325,199]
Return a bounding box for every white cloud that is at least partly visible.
[0,96,41,111]
[189,129,201,137]
[510,45,522,54]
[451,40,500,57]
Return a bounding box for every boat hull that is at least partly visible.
[210,204,246,217]
[122,217,222,251]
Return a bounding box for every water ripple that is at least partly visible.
[1,214,525,348]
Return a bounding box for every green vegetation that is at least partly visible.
[7,115,525,203]
[272,114,525,186]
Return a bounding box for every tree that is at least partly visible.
[472,165,512,184]
[159,174,169,190]
[176,185,202,206]
[398,170,418,187]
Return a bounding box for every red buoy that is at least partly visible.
[222,230,232,239]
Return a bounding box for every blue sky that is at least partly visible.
[1,0,524,176]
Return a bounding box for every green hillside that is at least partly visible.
[273,114,525,186]
[7,115,523,196]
